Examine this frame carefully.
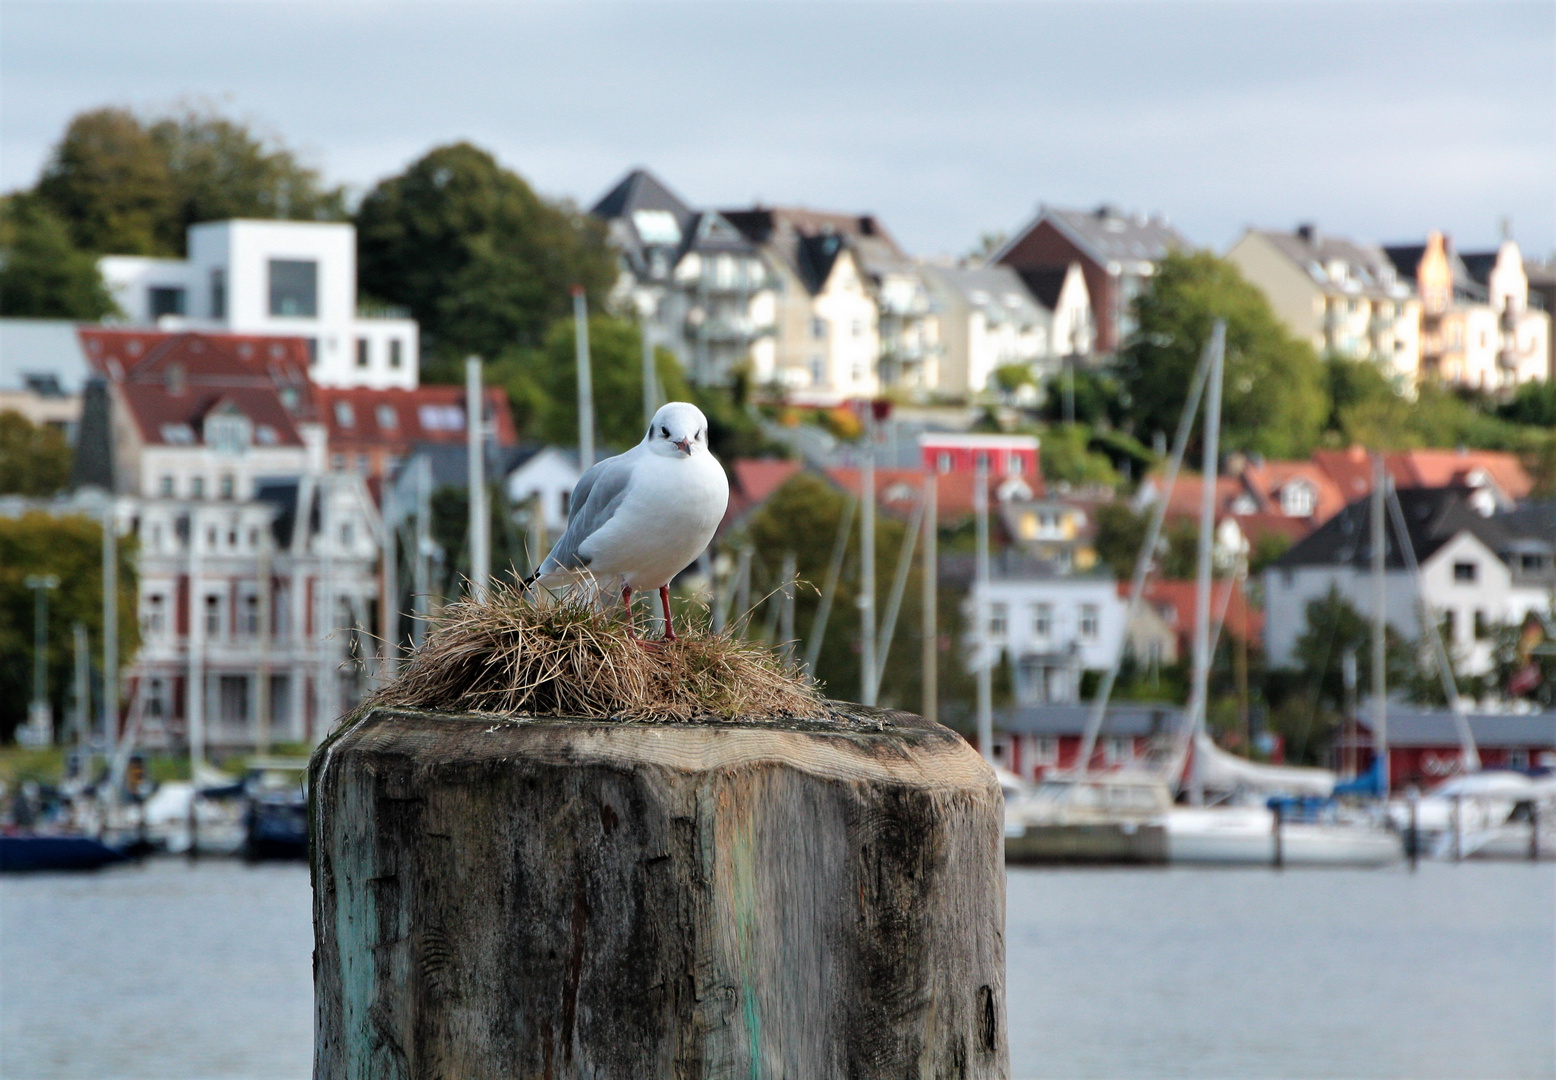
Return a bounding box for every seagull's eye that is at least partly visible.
[660,426,669,438]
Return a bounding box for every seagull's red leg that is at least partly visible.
[659,585,677,642]
[621,584,636,640]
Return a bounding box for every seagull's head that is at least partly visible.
[646,402,710,459]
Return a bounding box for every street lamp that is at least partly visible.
[24,574,60,747]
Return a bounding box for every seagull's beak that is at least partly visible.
[674,437,692,455]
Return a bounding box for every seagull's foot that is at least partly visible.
[634,638,663,652]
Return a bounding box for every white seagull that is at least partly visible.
[524,401,729,640]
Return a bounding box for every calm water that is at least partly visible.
[2,859,1552,1079]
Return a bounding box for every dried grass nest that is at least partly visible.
[368,579,838,724]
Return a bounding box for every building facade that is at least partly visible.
[591,170,777,388]
[1226,225,1420,388]
[993,204,1189,356]
[967,568,1126,706]
[98,219,418,390]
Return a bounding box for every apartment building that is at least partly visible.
[1226,224,1420,388]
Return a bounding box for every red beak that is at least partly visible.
[674,438,692,454]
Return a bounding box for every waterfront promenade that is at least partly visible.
[3,859,1551,1079]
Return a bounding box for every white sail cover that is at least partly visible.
[1194,734,1336,797]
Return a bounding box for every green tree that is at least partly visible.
[1038,424,1120,488]
[33,108,174,255]
[1289,587,1414,709]
[355,142,616,364]
[1092,501,1147,579]
[0,513,139,743]
[1117,250,1329,459]
[148,106,347,253]
[529,315,691,451]
[743,473,928,711]
[0,196,118,318]
[1500,379,1556,427]
[0,412,73,495]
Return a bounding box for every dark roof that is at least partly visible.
[1273,486,1510,570]
[590,168,694,229]
[1018,267,1071,310]
[721,207,904,295]
[995,702,1182,737]
[1495,500,1556,545]
[1357,707,1556,749]
[70,377,115,491]
[1458,251,1499,287]
[1381,242,1488,303]
[1254,228,1405,299]
[1040,205,1189,269]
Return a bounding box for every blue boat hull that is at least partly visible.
[0,835,130,872]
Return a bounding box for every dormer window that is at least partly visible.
[335,402,355,428]
[160,423,196,444]
[1280,482,1317,517]
[376,405,398,430]
[206,407,252,455]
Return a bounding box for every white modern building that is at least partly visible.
[966,566,1126,705]
[99,220,418,390]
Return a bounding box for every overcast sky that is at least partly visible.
[3,1,1552,259]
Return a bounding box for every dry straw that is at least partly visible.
[369,578,827,723]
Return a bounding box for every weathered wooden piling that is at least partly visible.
[310,706,1007,1079]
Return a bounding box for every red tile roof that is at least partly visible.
[827,466,1035,523]
[1312,446,1534,502]
[81,330,313,448]
[1125,578,1263,651]
[312,385,518,454]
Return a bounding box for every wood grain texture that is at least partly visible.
[311,707,1007,1079]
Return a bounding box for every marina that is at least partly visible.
[3,857,1550,1080]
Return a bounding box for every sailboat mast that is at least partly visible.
[1371,453,1389,794]
[1187,321,1225,806]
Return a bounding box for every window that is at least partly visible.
[1474,610,1491,639]
[1033,736,1059,766]
[1007,454,1023,476]
[1104,737,1131,765]
[145,594,165,635]
[331,453,346,472]
[852,319,865,338]
[811,317,828,340]
[1079,604,1100,639]
[219,474,235,500]
[209,269,226,319]
[376,405,398,430]
[149,286,185,318]
[205,595,222,636]
[356,338,370,367]
[191,476,205,499]
[242,595,260,636]
[268,259,318,317]
[937,452,952,474]
[988,602,1008,637]
[305,339,318,366]
[355,454,368,474]
[1281,482,1316,517]
[160,475,174,496]
[1453,562,1477,583]
[248,527,259,548]
[809,356,824,385]
[1443,609,1457,640]
[335,402,355,428]
[389,339,403,369]
[418,404,464,431]
[340,522,354,547]
[1032,603,1052,638]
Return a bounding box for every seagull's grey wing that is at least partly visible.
[536,451,638,575]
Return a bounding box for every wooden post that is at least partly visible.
[311,707,1008,1078]
[1272,800,1284,870]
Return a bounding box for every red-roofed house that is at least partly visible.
[313,385,519,483]
[1312,445,1534,511]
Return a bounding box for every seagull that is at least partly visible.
[524,402,729,641]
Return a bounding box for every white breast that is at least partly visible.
[578,452,729,590]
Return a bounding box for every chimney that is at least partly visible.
[1297,223,1318,246]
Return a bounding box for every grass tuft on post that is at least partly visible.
[369,578,826,723]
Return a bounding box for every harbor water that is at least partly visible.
[2,859,1552,1079]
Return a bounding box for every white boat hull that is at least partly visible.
[1166,807,1402,867]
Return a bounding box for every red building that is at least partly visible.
[991,703,1182,781]
[312,384,518,484]
[1346,708,1556,790]
[917,432,1039,480]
